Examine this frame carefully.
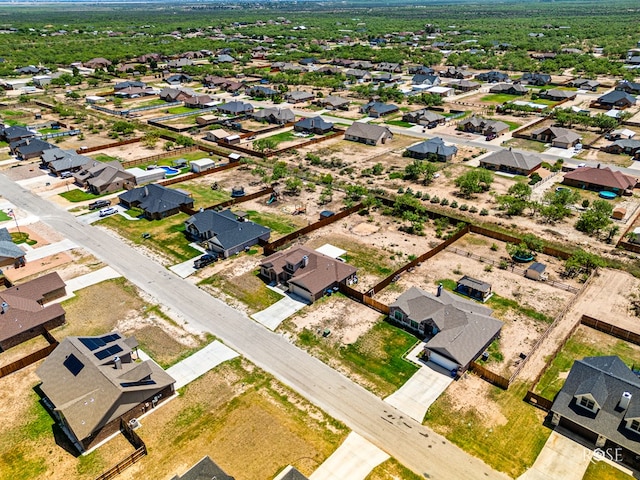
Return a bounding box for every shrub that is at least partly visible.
[490,243,498,251]
[450,200,458,208]
[397,187,405,194]
[414,191,422,198]
[459,204,469,211]
[430,195,440,204]
[469,206,478,213]
[440,198,449,206]
[499,260,509,269]
[453,264,462,275]
[582,199,590,208]
[484,264,493,272]
[423,193,430,200]
[480,208,489,216]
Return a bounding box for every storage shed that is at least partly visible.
[126,167,166,185]
[455,276,492,302]
[191,158,216,173]
[525,262,547,281]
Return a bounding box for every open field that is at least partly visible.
[582,461,633,480]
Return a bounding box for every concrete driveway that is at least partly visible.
[384,342,453,422]
[251,286,308,330]
[166,340,239,389]
[24,238,78,262]
[78,205,126,225]
[169,244,208,278]
[517,431,592,480]
[309,432,389,480]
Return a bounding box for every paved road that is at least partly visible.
[0,174,509,480]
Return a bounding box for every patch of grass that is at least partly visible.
[582,460,633,480]
[425,381,550,478]
[481,93,523,103]
[266,130,298,146]
[166,106,195,114]
[501,120,522,131]
[10,232,37,245]
[535,326,640,399]
[245,210,302,235]
[76,450,106,478]
[38,127,60,134]
[199,270,283,314]
[366,458,425,480]
[135,98,168,108]
[98,212,201,263]
[3,119,27,127]
[169,182,231,207]
[59,189,102,202]
[92,154,122,162]
[0,140,8,148]
[0,210,10,222]
[504,137,548,152]
[385,119,413,127]
[0,448,47,480]
[297,319,419,396]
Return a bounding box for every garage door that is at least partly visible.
[429,352,459,372]
[289,284,313,303]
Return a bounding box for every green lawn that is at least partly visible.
[385,119,413,128]
[167,106,196,115]
[98,212,202,263]
[10,232,37,246]
[0,210,10,222]
[0,109,27,117]
[59,189,103,202]
[425,382,550,478]
[501,120,522,131]
[4,119,27,127]
[535,326,640,400]
[296,318,419,397]
[92,153,122,162]
[170,183,231,207]
[244,210,303,235]
[583,461,633,480]
[38,128,60,134]
[503,137,548,153]
[481,93,524,103]
[267,130,298,146]
[135,98,169,108]
[0,140,8,148]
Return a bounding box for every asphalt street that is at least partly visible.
[0,174,510,479]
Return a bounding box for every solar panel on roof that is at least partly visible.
[79,337,106,351]
[63,354,84,376]
[94,344,123,361]
[99,333,121,344]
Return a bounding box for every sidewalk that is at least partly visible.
[166,340,239,389]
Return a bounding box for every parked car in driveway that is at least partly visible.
[99,207,117,217]
[88,199,111,210]
[194,254,217,269]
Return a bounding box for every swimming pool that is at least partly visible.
[160,166,180,176]
[599,191,616,199]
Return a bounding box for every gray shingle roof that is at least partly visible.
[480,149,542,171]
[185,209,271,251]
[169,456,235,480]
[0,227,24,260]
[406,137,457,158]
[119,184,192,214]
[345,122,392,142]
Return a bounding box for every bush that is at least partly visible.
[480,208,489,216]
[430,195,440,204]
[414,191,422,198]
[459,204,469,211]
[440,198,449,206]
[499,260,509,269]
[397,187,404,194]
[450,200,458,208]
[528,172,542,185]
[423,193,430,200]
[582,199,590,208]
[484,264,493,272]
[490,243,498,251]
[469,206,478,213]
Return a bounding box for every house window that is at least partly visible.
[410,320,418,330]
[579,396,596,411]
[393,310,404,322]
[629,419,640,433]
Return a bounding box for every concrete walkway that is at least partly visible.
[169,244,208,279]
[384,342,453,422]
[24,238,78,262]
[251,286,308,330]
[309,432,390,480]
[166,340,239,389]
[517,431,592,480]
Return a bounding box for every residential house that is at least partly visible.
[531,126,581,148]
[0,272,66,351]
[440,67,473,79]
[345,69,372,82]
[539,89,577,102]
[389,285,503,372]
[118,184,194,220]
[294,117,334,135]
[405,137,457,162]
[217,101,254,115]
[260,246,357,303]
[0,227,25,268]
[41,148,90,176]
[165,74,192,86]
[36,332,175,452]
[114,86,156,99]
[489,83,527,95]
[159,87,194,103]
[377,62,402,73]
[563,166,636,194]
[550,356,640,469]
[402,109,446,127]
[570,78,600,91]
[252,107,295,125]
[1,125,36,143]
[458,116,509,136]
[479,149,542,175]
[412,74,440,86]
[74,161,135,195]
[84,57,112,69]
[114,80,146,91]
[344,122,393,146]
[247,85,279,98]
[360,101,399,118]
[216,54,235,64]
[521,72,551,86]
[183,95,215,108]
[274,466,309,480]
[10,138,56,160]
[616,81,640,95]
[475,71,509,83]
[15,65,42,75]
[448,79,481,92]
[167,58,193,69]
[315,95,350,110]
[170,456,235,480]
[285,91,315,104]
[185,209,271,258]
[596,91,636,109]
[408,66,435,75]
[606,139,640,158]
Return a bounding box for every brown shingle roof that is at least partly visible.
[564,166,636,191]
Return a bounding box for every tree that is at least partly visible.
[164,141,174,151]
[271,161,288,181]
[538,188,580,223]
[575,199,613,236]
[497,182,532,216]
[564,248,605,276]
[253,138,277,153]
[174,135,195,147]
[111,120,135,135]
[591,113,618,133]
[508,182,532,200]
[422,162,439,185]
[454,168,494,198]
[285,176,302,195]
[142,130,159,149]
[404,159,427,181]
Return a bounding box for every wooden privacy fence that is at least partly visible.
[581,315,640,346]
[0,330,58,379]
[94,419,147,480]
[264,129,345,158]
[338,284,390,314]
[524,391,554,411]
[76,137,141,154]
[262,203,364,255]
[159,161,240,188]
[121,145,200,168]
[468,362,510,390]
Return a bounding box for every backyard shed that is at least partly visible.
[191,158,216,173]
[612,207,627,220]
[455,276,492,302]
[525,262,547,281]
[125,167,166,185]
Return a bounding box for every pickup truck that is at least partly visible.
[194,254,217,269]
[88,199,111,210]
